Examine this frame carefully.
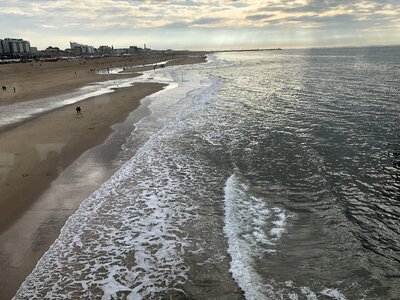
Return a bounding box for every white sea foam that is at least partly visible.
[223,174,290,299]
[98,67,125,74]
[223,174,350,300]
[15,141,198,299]
[14,59,218,299]
[320,288,347,300]
[300,287,318,300]
[98,60,176,74]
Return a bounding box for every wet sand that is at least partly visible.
[0,83,167,299]
[0,54,205,299]
[0,83,167,229]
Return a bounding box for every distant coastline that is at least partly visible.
[215,48,282,53]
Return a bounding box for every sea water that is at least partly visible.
[15,46,400,299]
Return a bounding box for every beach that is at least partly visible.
[0,54,204,299]
[0,54,203,106]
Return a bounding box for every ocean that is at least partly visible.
[15,46,400,299]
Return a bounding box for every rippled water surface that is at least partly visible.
[16,47,400,299]
[214,47,400,299]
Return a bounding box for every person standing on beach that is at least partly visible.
[76,106,81,115]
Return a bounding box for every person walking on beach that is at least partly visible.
[13,87,16,93]
[76,106,81,115]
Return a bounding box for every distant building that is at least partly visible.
[70,41,82,49]
[44,46,60,57]
[129,46,139,54]
[70,47,82,56]
[1,39,9,55]
[1,40,11,54]
[87,46,95,55]
[113,48,129,56]
[98,45,113,56]
[1,38,31,55]
[30,47,38,54]
[70,41,95,56]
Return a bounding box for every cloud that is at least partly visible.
[1,0,398,29]
[190,17,227,26]
[245,14,274,21]
[0,0,399,49]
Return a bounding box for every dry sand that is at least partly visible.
[0,54,205,299]
[0,54,204,106]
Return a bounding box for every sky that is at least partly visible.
[0,0,399,50]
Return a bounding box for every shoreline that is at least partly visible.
[0,55,206,133]
[0,83,166,299]
[0,82,167,231]
[0,55,205,299]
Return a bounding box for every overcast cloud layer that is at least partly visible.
[0,0,399,50]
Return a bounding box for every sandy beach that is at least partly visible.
[0,54,204,106]
[0,83,166,230]
[0,54,205,299]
